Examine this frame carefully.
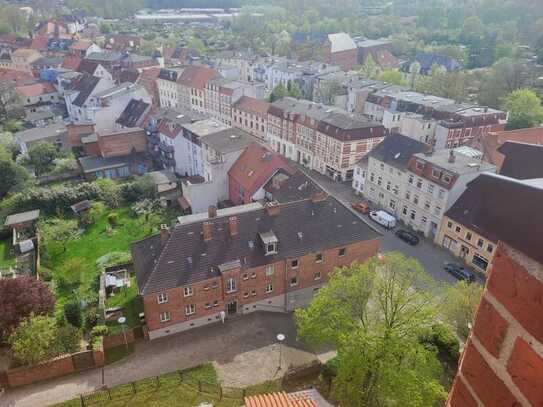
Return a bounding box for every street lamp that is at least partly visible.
[117,316,128,351]
[276,333,286,370]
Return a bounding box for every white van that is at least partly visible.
[369,210,396,229]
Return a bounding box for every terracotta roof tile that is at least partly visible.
[177,65,218,89]
[15,82,56,97]
[233,96,270,115]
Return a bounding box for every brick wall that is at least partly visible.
[448,241,543,406]
[66,123,95,147]
[97,129,147,158]
[6,355,75,388]
[103,328,136,350]
[143,237,380,336]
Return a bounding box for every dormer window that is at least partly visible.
[260,231,278,256]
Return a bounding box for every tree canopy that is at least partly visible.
[295,253,446,406]
[503,88,543,130]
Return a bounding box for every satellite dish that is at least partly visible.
[118,316,127,324]
[277,333,286,342]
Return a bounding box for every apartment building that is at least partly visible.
[400,149,495,238]
[232,96,270,141]
[176,65,218,113]
[364,88,507,149]
[267,97,386,181]
[64,74,115,124]
[203,78,251,126]
[157,68,181,108]
[361,133,429,207]
[10,48,42,73]
[132,195,380,339]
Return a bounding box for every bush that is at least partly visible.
[419,323,460,365]
[107,212,118,226]
[64,301,82,328]
[84,306,100,332]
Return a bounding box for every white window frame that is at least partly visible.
[183,286,193,297]
[157,293,168,304]
[265,283,273,294]
[159,311,171,323]
[185,304,196,316]
[265,265,274,276]
[226,278,237,293]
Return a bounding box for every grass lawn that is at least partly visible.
[56,364,282,407]
[105,343,135,365]
[44,206,152,305]
[0,238,15,269]
[106,277,143,333]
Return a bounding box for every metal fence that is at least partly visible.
[65,370,247,407]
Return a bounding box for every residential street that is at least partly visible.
[294,164,478,285]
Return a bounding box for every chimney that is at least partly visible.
[448,150,456,163]
[311,191,328,203]
[202,221,212,241]
[266,201,281,217]
[228,216,238,236]
[160,224,170,246]
[208,205,217,219]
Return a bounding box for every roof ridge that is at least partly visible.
[141,232,172,294]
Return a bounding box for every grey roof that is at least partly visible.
[79,152,147,173]
[132,196,381,295]
[445,173,543,264]
[148,170,178,185]
[72,74,100,107]
[264,171,322,204]
[412,149,496,176]
[116,99,150,128]
[182,119,228,137]
[4,210,40,226]
[327,33,356,53]
[201,128,260,154]
[498,142,543,180]
[86,51,122,62]
[367,133,429,171]
[15,122,67,143]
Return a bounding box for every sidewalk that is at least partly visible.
[0,312,321,407]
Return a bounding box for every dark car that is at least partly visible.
[395,229,420,245]
[444,262,475,282]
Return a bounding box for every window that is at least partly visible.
[386,181,391,191]
[413,195,419,205]
[405,191,411,200]
[408,175,414,184]
[380,163,384,170]
[402,206,408,215]
[442,175,451,184]
[265,265,274,276]
[377,176,382,186]
[291,259,299,269]
[243,273,249,280]
[447,221,453,229]
[389,199,396,210]
[455,226,461,233]
[226,278,236,293]
[265,283,273,293]
[416,179,423,189]
[251,289,257,296]
[410,210,416,220]
[183,286,193,297]
[243,292,249,298]
[487,243,494,253]
[205,303,212,309]
[424,200,430,210]
[266,242,277,255]
[159,311,171,323]
[431,169,441,179]
[213,300,219,307]
[315,253,323,263]
[477,238,484,248]
[438,189,445,199]
[466,232,472,241]
[434,206,441,216]
[314,271,321,280]
[157,293,168,304]
[185,304,195,316]
[290,277,299,287]
[421,216,427,224]
[416,161,424,170]
[339,248,346,257]
[250,272,257,279]
[427,184,434,194]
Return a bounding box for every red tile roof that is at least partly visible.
[70,40,93,51]
[234,96,270,115]
[245,392,317,407]
[30,35,49,51]
[229,143,294,199]
[372,49,400,69]
[0,68,34,84]
[177,65,218,89]
[62,55,82,70]
[15,82,56,97]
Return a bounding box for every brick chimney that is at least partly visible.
[202,221,212,241]
[208,205,217,219]
[160,224,170,246]
[448,149,456,163]
[228,216,238,236]
[311,191,328,203]
[265,201,281,217]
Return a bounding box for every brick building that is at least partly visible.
[447,180,543,406]
[267,97,386,181]
[322,33,358,71]
[132,195,381,339]
[232,96,270,141]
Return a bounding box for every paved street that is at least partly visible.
[1,313,322,407]
[294,164,477,285]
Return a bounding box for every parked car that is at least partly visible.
[395,229,420,245]
[351,201,370,214]
[444,262,475,282]
[369,210,396,229]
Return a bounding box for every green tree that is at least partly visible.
[8,315,80,365]
[315,79,343,105]
[27,142,60,176]
[358,54,379,79]
[99,22,112,34]
[461,16,485,45]
[268,83,288,102]
[503,88,543,130]
[39,218,79,253]
[0,158,29,198]
[377,69,408,86]
[296,253,446,406]
[286,80,302,99]
[441,281,483,339]
[479,58,527,108]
